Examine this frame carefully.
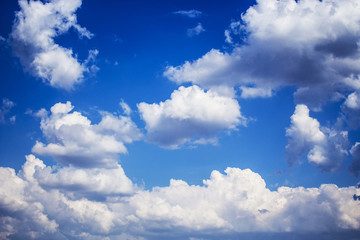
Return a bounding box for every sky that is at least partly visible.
[0,0,360,239]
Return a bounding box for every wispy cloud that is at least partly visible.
[173,9,202,18]
[187,23,205,37]
[0,98,15,124]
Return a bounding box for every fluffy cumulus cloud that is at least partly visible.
[10,0,98,90]
[0,159,359,239]
[164,0,360,110]
[32,102,142,168]
[137,85,245,148]
[286,104,348,171]
[32,101,142,168]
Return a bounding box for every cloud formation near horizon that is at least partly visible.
[10,0,98,90]
[0,152,359,239]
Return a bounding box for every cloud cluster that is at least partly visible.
[10,0,98,90]
[0,157,359,239]
[138,85,244,148]
[164,0,360,110]
[32,102,142,168]
[286,104,348,171]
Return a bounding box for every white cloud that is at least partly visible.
[10,0,98,90]
[173,10,202,18]
[26,154,135,199]
[286,104,348,171]
[0,159,359,239]
[137,85,245,148]
[120,100,132,116]
[164,0,360,110]
[32,101,142,168]
[187,23,205,37]
[345,92,360,109]
[0,98,15,124]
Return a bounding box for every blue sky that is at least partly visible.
[0,0,360,239]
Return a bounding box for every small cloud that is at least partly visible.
[173,9,202,18]
[0,98,15,124]
[120,99,132,115]
[112,34,123,43]
[187,23,205,37]
[9,115,16,124]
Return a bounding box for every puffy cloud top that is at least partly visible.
[1,158,359,239]
[286,104,348,171]
[32,101,142,168]
[138,85,245,148]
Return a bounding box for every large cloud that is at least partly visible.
[32,101,142,168]
[10,0,98,90]
[0,157,359,239]
[137,85,245,148]
[164,0,360,110]
[286,104,348,171]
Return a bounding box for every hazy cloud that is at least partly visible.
[0,98,15,124]
[173,10,202,18]
[187,23,205,37]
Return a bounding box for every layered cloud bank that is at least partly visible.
[10,0,97,90]
[0,156,359,239]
